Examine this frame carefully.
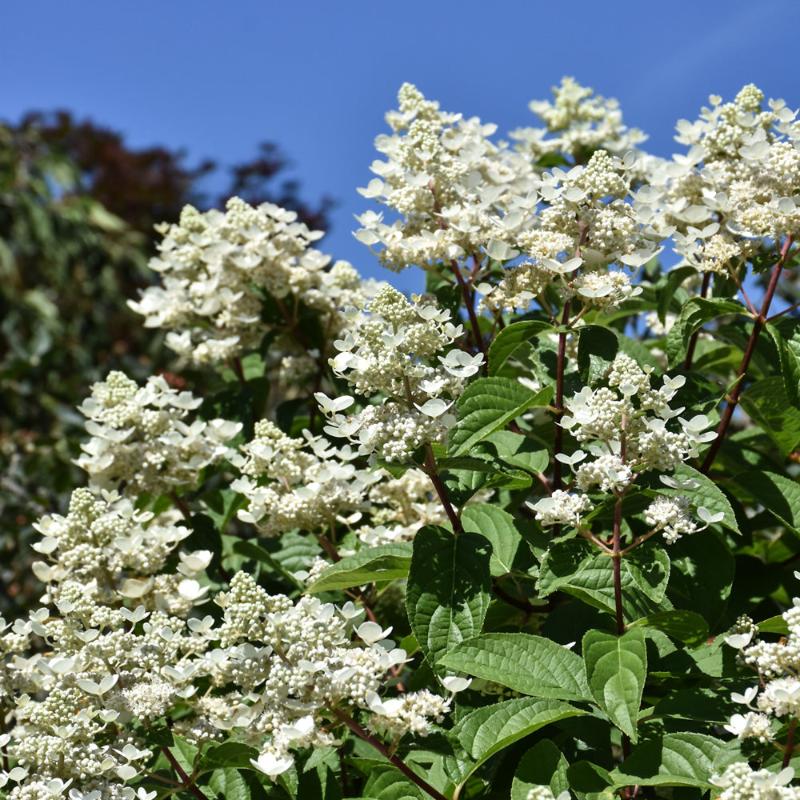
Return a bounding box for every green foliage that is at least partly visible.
[583,628,647,742]
[448,379,553,455]
[406,527,492,666]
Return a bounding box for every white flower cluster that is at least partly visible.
[230,419,379,537]
[649,84,800,276]
[130,197,379,365]
[200,572,451,777]
[0,485,210,799]
[321,285,481,461]
[512,76,647,162]
[30,487,208,614]
[711,764,800,800]
[355,82,537,272]
[354,467,446,546]
[0,523,452,796]
[725,586,800,744]
[529,353,716,540]
[231,420,446,545]
[76,371,241,495]
[482,148,665,314]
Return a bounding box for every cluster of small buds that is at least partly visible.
[29,487,210,613]
[355,83,538,272]
[530,354,718,542]
[711,764,800,800]
[512,76,647,163]
[649,84,800,277]
[366,688,450,737]
[203,572,451,778]
[76,371,241,495]
[354,468,446,546]
[642,496,698,545]
[528,490,592,528]
[129,198,372,365]
[482,148,665,315]
[725,583,800,744]
[320,286,481,461]
[230,419,381,537]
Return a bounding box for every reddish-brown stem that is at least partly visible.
[423,445,464,534]
[450,260,487,365]
[170,492,192,520]
[683,272,712,370]
[230,357,246,385]
[701,236,794,473]
[552,300,572,490]
[317,532,341,562]
[784,719,798,768]
[611,497,625,637]
[333,710,449,800]
[160,746,211,800]
[769,298,800,322]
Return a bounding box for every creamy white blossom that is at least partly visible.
[76,371,240,495]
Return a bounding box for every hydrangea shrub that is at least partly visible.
[4,78,800,800]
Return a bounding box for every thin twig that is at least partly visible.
[552,299,571,492]
[333,710,449,800]
[230,357,246,385]
[784,719,798,768]
[701,236,794,473]
[160,746,211,800]
[423,445,463,535]
[683,272,712,370]
[450,260,487,365]
[170,492,192,520]
[768,298,800,322]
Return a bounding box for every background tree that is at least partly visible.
[0,111,332,614]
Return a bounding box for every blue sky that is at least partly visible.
[3,0,800,291]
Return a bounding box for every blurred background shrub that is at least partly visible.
[0,111,332,615]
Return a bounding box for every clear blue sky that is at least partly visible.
[3,0,800,292]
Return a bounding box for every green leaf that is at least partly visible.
[538,540,669,621]
[740,376,800,456]
[734,470,800,533]
[202,488,245,533]
[203,742,259,770]
[461,503,524,576]
[208,768,251,800]
[232,540,304,589]
[666,296,745,367]
[583,628,647,742]
[666,530,734,629]
[656,463,739,533]
[768,317,800,405]
[439,633,591,702]
[452,698,585,787]
[628,610,709,647]
[481,431,549,474]
[306,544,412,593]
[449,378,553,456]
[511,740,570,800]
[488,320,553,375]
[362,767,426,800]
[578,325,619,384]
[610,732,739,789]
[658,265,698,323]
[758,614,790,634]
[406,526,491,665]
